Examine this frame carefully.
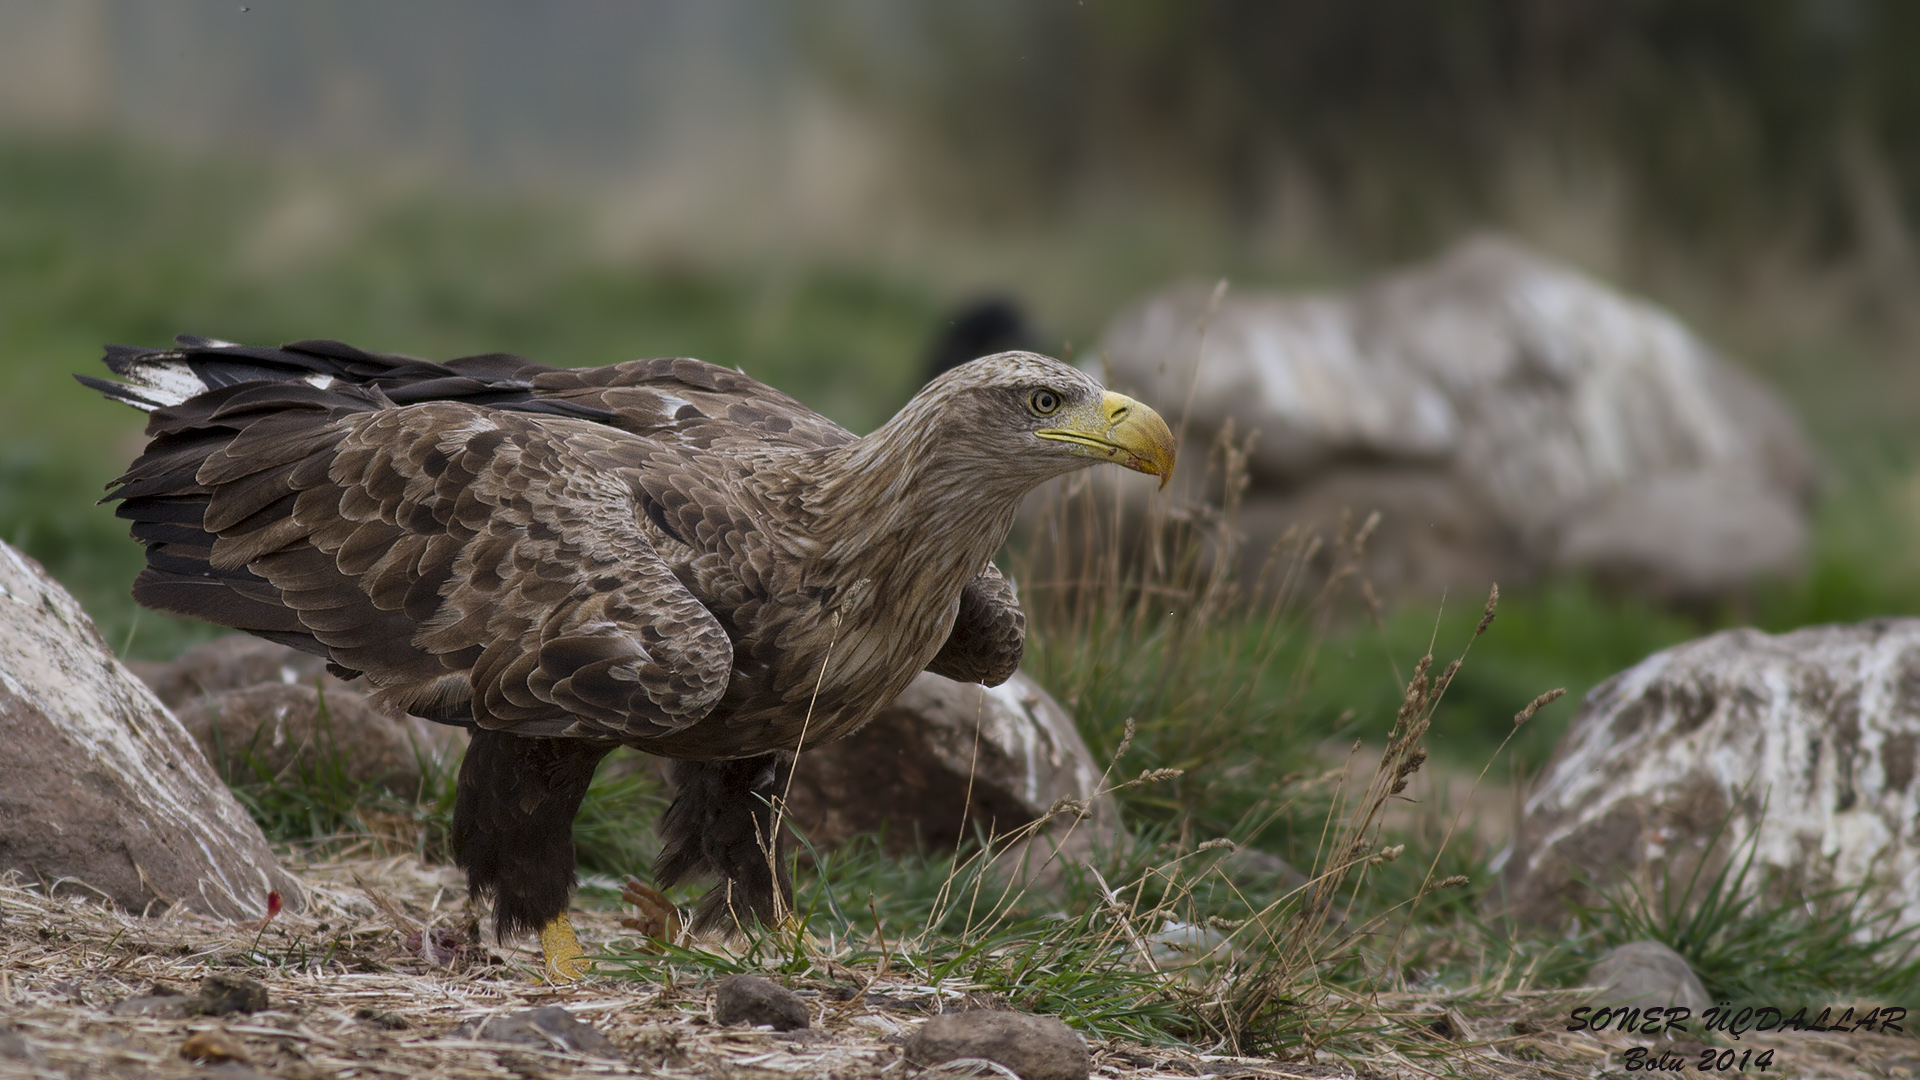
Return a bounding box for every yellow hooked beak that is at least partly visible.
[1036,391,1177,489]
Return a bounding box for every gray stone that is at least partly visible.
[175,683,428,796]
[455,1007,617,1057]
[1084,236,1814,602]
[189,974,268,1016]
[134,633,332,709]
[905,1011,1089,1080]
[141,633,465,775]
[783,670,1117,857]
[1499,619,1920,932]
[0,540,302,920]
[1585,940,1711,1012]
[714,974,810,1031]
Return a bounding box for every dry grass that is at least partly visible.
[5,816,1910,1078]
[0,851,1567,1080]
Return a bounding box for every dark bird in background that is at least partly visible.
[924,296,1041,383]
[82,336,1173,980]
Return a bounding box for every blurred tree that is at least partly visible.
[812,0,1919,276]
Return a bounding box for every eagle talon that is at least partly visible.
[538,914,592,983]
[618,878,683,951]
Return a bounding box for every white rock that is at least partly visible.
[0,541,301,918]
[1086,236,1814,600]
[1499,620,1920,930]
[783,670,1116,856]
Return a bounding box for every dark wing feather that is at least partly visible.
[526,357,855,452]
[89,339,1020,692]
[924,562,1024,686]
[108,382,732,739]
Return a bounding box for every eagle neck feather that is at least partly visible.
[802,418,1026,593]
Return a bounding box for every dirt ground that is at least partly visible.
[1,852,1913,1080]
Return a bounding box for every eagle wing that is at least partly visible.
[925,563,1024,686]
[89,337,1025,709]
[115,381,732,739]
[523,357,1028,687]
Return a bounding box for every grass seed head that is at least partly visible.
[1514,687,1567,726]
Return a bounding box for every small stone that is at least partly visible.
[905,1011,1089,1080]
[355,1007,410,1030]
[1585,940,1711,1012]
[191,974,269,1016]
[180,1029,249,1063]
[714,974,810,1031]
[456,1007,617,1057]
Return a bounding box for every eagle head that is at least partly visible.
[905,351,1176,491]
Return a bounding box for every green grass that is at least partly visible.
[1576,807,1920,1006]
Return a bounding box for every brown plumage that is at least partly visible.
[83,336,1173,959]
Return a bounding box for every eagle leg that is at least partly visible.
[654,753,796,933]
[453,729,618,979]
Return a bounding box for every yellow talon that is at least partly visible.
[538,914,591,983]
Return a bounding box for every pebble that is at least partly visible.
[714,974,810,1031]
[1586,940,1711,1012]
[191,974,270,1016]
[905,1011,1089,1080]
[455,1006,618,1057]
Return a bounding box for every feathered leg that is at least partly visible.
[453,730,618,981]
[653,753,795,933]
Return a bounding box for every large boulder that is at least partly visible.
[0,541,302,918]
[175,684,433,797]
[1497,619,1920,930]
[1088,236,1815,602]
[783,670,1117,856]
[133,634,465,785]
[128,632,332,709]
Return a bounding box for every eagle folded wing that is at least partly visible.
[157,391,732,739]
[925,562,1024,686]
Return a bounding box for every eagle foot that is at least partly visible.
[618,878,683,951]
[538,914,591,983]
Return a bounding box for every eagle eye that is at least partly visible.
[1028,388,1063,416]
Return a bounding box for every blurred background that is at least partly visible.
[6,0,1920,779]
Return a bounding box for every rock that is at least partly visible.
[175,684,428,796]
[189,974,269,1016]
[135,633,332,709]
[783,670,1117,856]
[1086,236,1814,602]
[904,1011,1089,1080]
[714,974,810,1031]
[1145,920,1234,967]
[140,633,465,774]
[456,1007,618,1057]
[356,1007,410,1030]
[1585,941,1711,1012]
[1498,619,1920,931]
[0,541,302,919]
